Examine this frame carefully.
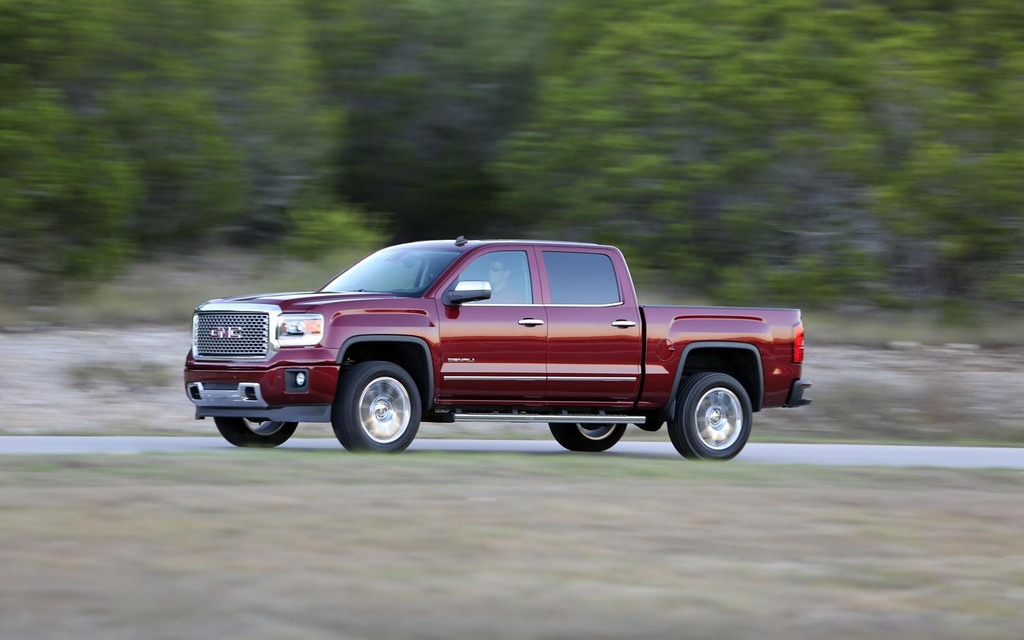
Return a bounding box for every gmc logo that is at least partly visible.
[209,327,243,339]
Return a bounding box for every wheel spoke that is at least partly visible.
[694,386,743,450]
[358,376,411,444]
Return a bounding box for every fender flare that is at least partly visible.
[661,341,764,420]
[337,335,435,410]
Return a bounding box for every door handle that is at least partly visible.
[611,319,637,329]
[518,318,545,327]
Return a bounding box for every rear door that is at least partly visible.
[436,248,547,403]
[540,249,642,404]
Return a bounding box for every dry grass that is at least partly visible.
[2,325,1023,445]
[3,249,1023,444]
[802,309,1024,348]
[754,345,1024,446]
[8,247,375,329]
[1,453,1022,640]
[4,248,1023,349]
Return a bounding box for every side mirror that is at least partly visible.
[443,280,492,306]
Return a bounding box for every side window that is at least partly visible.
[456,250,533,304]
[543,251,622,305]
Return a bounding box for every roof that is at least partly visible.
[389,238,617,252]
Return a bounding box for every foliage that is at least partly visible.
[2,0,1022,309]
[497,0,1024,308]
[303,0,555,241]
[0,0,337,300]
[282,206,386,257]
[0,1,138,285]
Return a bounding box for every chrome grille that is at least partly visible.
[194,312,270,359]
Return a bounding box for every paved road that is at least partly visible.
[1,437,1022,468]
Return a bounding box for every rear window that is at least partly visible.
[543,251,622,305]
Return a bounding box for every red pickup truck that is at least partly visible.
[185,238,810,459]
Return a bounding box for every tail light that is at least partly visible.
[793,323,805,364]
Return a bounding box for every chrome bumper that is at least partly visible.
[186,382,268,408]
[186,381,332,422]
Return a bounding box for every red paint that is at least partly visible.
[184,240,808,419]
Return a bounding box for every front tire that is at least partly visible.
[668,372,752,460]
[332,361,421,452]
[549,423,627,452]
[214,417,298,448]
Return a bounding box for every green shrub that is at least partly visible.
[283,206,387,257]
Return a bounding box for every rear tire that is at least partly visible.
[332,361,421,453]
[549,423,627,452]
[668,372,751,460]
[214,417,298,448]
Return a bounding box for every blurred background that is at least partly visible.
[2,6,1023,637]
[3,0,1022,322]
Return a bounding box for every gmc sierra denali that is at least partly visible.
[184,238,811,459]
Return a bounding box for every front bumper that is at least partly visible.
[184,361,340,423]
[784,379,813,408]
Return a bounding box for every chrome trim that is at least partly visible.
[544,302,624,308]
[517,318,545,327]
[548,376,637,382]
[442,375,635,382]
[455,280,491,292]
[186,382,268,408]
[195,302,282,314]
[193,302,282,362]
[444,376,546,382]
[465,303,542,307]
[454,414,645,424]
[467,302,621,307]
[192,302,326,362]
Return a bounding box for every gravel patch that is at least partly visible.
[1,327,1022,444]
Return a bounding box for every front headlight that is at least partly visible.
[276,314,324,347]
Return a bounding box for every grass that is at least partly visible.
[1,452,1022,640]
[67,361,173,392]
[802,309,1024,348]
[5,247,375,329]
[2,248,1022,445]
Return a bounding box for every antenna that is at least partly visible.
[455,235,468,247]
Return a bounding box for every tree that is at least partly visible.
[497,0,1024,307]
[97,0,337,246]
[0,0,138,290]
[304,0,555,241]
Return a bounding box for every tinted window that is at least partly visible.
[321,247,461,296]
[455,250,533,304]
[544,252,621,305]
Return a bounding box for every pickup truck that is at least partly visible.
[184,238,811,460]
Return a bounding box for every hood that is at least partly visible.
[205,290,399,312]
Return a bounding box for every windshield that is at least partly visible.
[320,247,462,297]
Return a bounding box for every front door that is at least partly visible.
[437,249,547,403]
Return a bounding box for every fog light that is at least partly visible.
[285,369,310,393]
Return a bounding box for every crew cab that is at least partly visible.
[184,238,811,459]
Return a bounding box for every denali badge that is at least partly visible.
[210,327,243,339]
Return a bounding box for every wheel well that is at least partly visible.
[339,339,433,410]
[679,347,762,411]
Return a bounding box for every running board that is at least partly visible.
[452,414,645,425]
